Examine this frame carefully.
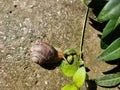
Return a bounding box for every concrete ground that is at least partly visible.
[0,0,119,90]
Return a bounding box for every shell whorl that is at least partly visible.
[30,42,62,65]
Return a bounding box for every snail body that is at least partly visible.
[30,42,64,65]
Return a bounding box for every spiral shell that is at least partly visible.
[30,42,63,65]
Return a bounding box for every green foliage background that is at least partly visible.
[85,0,120,88]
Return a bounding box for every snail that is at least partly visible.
[30,42,64,65]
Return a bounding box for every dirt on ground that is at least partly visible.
[0,0,119,90]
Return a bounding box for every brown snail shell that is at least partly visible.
[30,42,64,65]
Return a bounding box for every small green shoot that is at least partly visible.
[60,49,86,90]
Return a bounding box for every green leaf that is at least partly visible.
[61,84,78,90]
[75,59,84,67]
[116,16,120,26]
[61,61,78,77]
[98,37,120,61]
[73,66,86,87]
[102,18,118,39]
[98,0,120,22]
[101,18,119,49]
[64,49,76,56]
[95,73,120,87]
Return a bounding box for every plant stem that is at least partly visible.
[79,7,89,60]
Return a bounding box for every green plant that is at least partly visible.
[60,49,86,90]
[60,7,89,90]
[85,0,120,88]
[96,0,120,87]
[61,0,120,89]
